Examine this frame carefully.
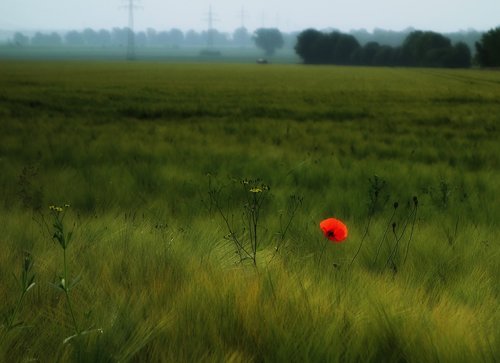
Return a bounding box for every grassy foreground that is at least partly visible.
[0,61,499,362]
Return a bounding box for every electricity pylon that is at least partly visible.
[122,0,141,60]
[203,4,218,50]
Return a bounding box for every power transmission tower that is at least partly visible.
[122,0,141,60]
[203,4,218,49]
[235,6,249,48]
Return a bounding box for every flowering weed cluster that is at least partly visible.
[47,204,103,344]
[3,204,103,346]
[208,177,301,266]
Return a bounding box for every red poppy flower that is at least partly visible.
[320,218,348,243]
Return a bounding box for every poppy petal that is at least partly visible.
[319,218,348,243]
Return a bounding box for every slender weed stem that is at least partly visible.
[373,203,398,266]
[402,197,419,265]
[63,248,80,335]
[7,252,35,331]
[348,214,372,268]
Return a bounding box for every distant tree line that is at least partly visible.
[9,27,280,49]
[9,27,480,52]
[350,28,481,53]
[9,26,498,67]
[295,29,473,68]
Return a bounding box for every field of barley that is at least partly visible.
[0,61,499,362]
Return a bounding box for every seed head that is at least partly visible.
[23,252,33,272]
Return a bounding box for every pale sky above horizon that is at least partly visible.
[0,0,499,33]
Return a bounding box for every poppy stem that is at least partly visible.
[318,238,328,265]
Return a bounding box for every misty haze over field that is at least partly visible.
[1,0,499,34]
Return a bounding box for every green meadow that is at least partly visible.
[0,61,499,362]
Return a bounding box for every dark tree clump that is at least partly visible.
[295,29,323,64]
[475,27,500,67]
[295,29,360,65]
[295,28,471,68]
[253,28,284,56]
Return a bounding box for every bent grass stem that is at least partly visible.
[63,247,80,335]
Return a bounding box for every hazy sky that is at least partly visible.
[1,0,499,33]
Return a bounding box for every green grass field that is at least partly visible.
[0,45,300,63]
[0,61,499,362]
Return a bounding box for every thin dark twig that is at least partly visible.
[386,198,417,269]
[211,189,252,261]
[373,206,398,266]
[349,214,372,268]
[403,199,419,265]
[385,223,399,272]
[385,217,408,269]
